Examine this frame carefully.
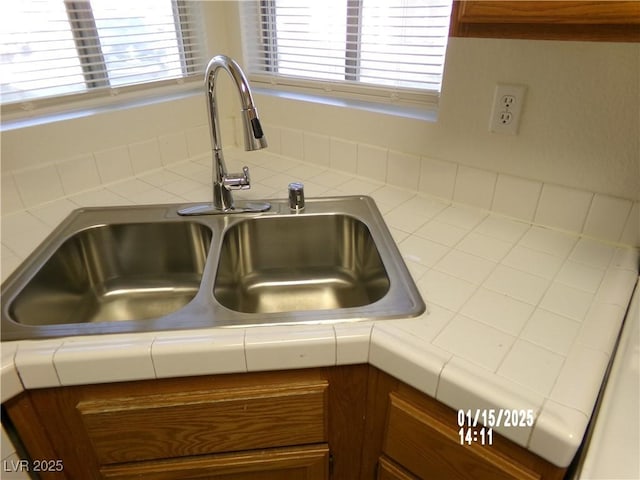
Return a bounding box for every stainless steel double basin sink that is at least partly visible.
[1,196,424,341]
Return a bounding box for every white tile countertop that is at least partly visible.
[1,148,638,468]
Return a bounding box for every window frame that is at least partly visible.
[0,0,205,118]
[242,0,452,113]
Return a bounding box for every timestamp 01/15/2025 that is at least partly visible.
[457,408,535,445]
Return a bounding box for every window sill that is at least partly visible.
[0,83,201,132]
[253,87,439,123]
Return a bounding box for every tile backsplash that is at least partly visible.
[265,124,638,247]
[2,124,207,209]
[1,121,638,249]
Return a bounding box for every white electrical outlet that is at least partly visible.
[489,84,527,135]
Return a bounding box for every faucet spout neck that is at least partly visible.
[201,55,268,213]
[206,55,267,156]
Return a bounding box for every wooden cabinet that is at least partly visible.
[99,445,329,480]
[361,368,566,480]
[4,366,569,480]
[3,366,368,480]
[382,393,540,479]
[77,381,327,465]
[450,1,640,42]
[377,457,418,480]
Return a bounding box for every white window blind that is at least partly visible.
[0,0,205,108]
[242,0,453,107]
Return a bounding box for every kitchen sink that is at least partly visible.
[9,222,212,326]
[1,197,424,340]
[214,214,390,313]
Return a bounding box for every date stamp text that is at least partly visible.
[457,408,535,445]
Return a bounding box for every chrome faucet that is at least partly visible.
[179,55,270,215]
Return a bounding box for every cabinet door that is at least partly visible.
[100,445,329,480]
[383,393,541,480]
[377,456,419,480]
[4,366,368,480]
[450,1,640,41]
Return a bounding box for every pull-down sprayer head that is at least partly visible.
[241,106,267,151]
[206,54,267,154]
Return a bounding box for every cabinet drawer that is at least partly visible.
[100,445,329,480]
[78,381,328,465]
[383,393,539,480]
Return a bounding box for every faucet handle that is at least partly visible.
[224,166,251,190]
[241,166,251,185]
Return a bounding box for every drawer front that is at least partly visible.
[78,381,328,465]
[100,445,329,480]
[383,393,539,480]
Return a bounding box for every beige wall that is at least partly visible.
[243,35,639,201]
[2,2,638,202]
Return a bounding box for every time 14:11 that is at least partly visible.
[458,427,494,445]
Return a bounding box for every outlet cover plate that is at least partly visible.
[490,84,527,135]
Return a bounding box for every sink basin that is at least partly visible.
[10,222,212,326]
[214,215,390,313]
[1,197,424,340]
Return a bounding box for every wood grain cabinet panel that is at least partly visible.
[78,381,328,464]
[3,366,367,480]
[383,393,540,480]
[377,456,419,480]
[450,1,640,41]
[360,368,566,480]
[3,366,568,480]
[100,445,329,480]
